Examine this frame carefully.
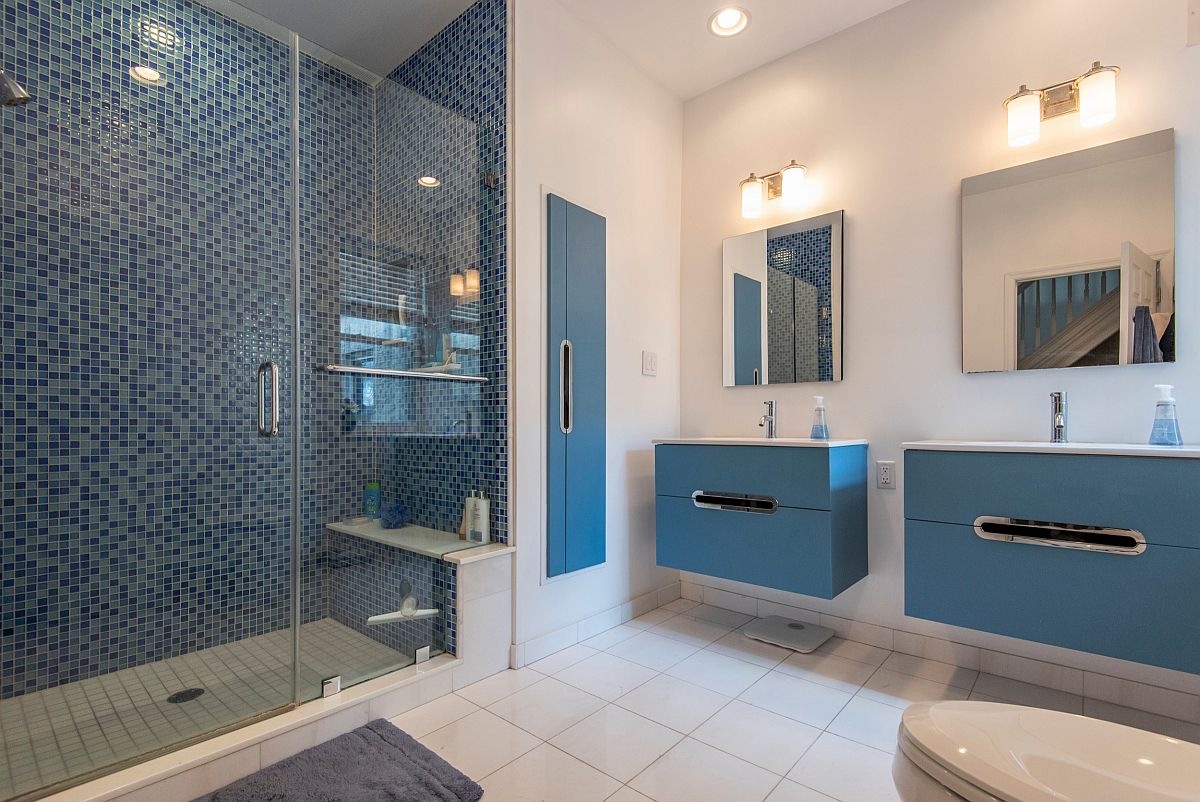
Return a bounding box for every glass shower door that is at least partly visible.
[1,1,298,798]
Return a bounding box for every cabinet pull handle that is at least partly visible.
[973,516,1145,555]
[692,490,778,515]
[258,361,280,437]
[560,339,573,434]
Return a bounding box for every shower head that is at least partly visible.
[1,70,32,106]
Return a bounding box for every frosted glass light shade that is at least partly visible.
[780,162,807,208]
[740,174,764,219]
[1005,89,1041,147]
[449,273,465,297]
[465,267,480,294]
[1078,66,1117,128]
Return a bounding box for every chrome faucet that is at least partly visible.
[1050,391,1068,443]
[759,400,778,439]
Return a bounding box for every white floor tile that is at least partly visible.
[739,671,852,729]
[556,652,659,702]
[630,738,781,802]
[418,709,541,780]
[775,651,878,693]
[628,609,678,629]
[706,628,792,669]
[607,787,656,802]
[617,674,731,734]
[583,625,642,651]
[650,616,735,648]
[609,631,700,672]
[827,696,903,753]
[455,668,544,707]
[787,733,900,802]
[683,604,754,629]
[814,637,891,667]
[971,674,1082,713]
[691,700,821,775]
[388,694,478,739]
[529,644,599,676]
[479,744,621,802]
[487,677,605,740]
[765,780,838,801]
[665,650,768,697]
[858,668,970,710]
[882,652,978,690]
[550,705,683,782]
[661,598,700,613]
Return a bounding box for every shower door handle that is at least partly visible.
[559,339,573,434]
[258,361,280,437]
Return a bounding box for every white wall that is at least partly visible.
[512,0,683,649]
[680,0,1200,671]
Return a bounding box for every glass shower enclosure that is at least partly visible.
[0,0,500,798]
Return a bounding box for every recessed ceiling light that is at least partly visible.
[129,65,165,86]
[709,6,750,37]
[417,176,441,188]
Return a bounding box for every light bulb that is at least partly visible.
[780,162,807,208]
[1005,86,1041,147]
[709,7,750,37]
[740,174,764,219]
[129,65,164,86]
[1078,63,1118,128]
[465,267,480,294]
[450,273,465,297]
[417,176,441,188]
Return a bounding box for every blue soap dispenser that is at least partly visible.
[1149,384,1182,447]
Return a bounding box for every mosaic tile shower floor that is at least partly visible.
[0,619,408,800]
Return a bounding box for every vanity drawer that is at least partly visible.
[905,449,1200,549]
[905,518,1200,674]
[656,495,863,599]
[655,444,833,510]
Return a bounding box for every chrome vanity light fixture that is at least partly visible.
[1004,61,1120,147]
[739,160,807,219]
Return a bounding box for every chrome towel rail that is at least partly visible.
[325,364,488,383]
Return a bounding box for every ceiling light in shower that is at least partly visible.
[465,267,480,294]
[450,273,465,297]
[129,65,166,86]
[139,19,179,51]
[417,176,441,188]
[709,7,750,37]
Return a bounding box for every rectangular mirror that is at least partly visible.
[723,210,844,386]
[962,130,1175,373]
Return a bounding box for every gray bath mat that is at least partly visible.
[193,719,482,802]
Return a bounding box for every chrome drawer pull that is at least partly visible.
[973,516,1145,555]
[692,490,778,515]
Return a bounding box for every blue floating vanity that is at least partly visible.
[904,441,1200,674]
[654,438,869,599]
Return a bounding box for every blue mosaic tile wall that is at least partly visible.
[1,0,296,699]
[767,226,834,383]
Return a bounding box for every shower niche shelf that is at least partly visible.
[326,517,480,560]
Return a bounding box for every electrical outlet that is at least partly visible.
[641,350,658,376]
[877,460,896,489]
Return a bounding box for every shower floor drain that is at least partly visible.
[166,688,205,704]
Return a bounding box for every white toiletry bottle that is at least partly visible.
[810,396,829,440]
[467,491,483,543]
[1149,384,1183,446]
[473,493,490,545]
[459,492,474,537]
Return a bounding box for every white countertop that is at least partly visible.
[326,518,482,559]
[654,437,868,448]
[903,440,1200,459]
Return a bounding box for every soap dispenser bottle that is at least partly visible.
[810,396,830,440]
[1149,384,1182,446]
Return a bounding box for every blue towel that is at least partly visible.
[1132,306,1163,364]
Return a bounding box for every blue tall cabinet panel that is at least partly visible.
[733,274,762,386]
[655,442,869,598]
[904,446,1200,674]
[547,194,606,577]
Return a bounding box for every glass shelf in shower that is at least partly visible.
[325,517,480,559]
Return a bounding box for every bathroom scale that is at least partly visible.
[743,615,835,653]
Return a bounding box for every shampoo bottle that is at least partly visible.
[810,396,830,440]
[1149,384,1183,446]
[363,481,381,519]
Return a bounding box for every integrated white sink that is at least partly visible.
[654,437,868,448]
[903,440,1200,459]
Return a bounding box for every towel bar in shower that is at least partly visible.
[325,364,488,383]
[691,490,778,514]
[973,516,1145,555]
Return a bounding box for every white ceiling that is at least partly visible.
[557,0,913,99]
[234,0,476,78]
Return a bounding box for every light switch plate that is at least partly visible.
[876,460,896,489]
[641,350,658,376]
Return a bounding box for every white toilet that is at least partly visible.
[893,701,1200,802]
